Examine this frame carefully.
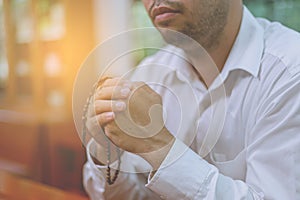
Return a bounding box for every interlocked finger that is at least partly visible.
[98,77,132,89]
[95,86,131,100]
[93,100,126,115]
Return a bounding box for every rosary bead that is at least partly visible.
[82,77,121,185]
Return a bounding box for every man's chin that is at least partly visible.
[157,27,194,49]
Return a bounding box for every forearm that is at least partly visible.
[138,127,176,171]
[146,139,262,200]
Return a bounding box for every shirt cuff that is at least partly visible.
[146,139,218,199]
[85,139,129,186]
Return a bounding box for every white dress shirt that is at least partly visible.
[83,7,300,200]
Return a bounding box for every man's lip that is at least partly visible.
[151,6,180,20]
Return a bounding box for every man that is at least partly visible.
[83,0,300,199]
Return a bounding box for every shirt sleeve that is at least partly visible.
[146,75,300,200]
[146,139,258,200]
[244,73,300,199]
[83,139,162,200]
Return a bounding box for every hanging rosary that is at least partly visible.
[81,77,121,185]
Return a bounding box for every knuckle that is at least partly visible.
[95,89,103,99]
[105,122,115,130]
[93,101,101,113]
[98,114,106,126]
[97,76,112,88]
[86,116,101,133]
[95,87,108,100]
[111,86,119,97]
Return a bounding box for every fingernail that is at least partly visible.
[115,102,126,111]
[106,112,114,120]
[120,88,130,97]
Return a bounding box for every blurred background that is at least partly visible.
[0,0,299,199]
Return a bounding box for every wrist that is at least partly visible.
[90,143,120,166]
[138,134,175,170]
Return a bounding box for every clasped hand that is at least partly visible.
[86,77,175,169]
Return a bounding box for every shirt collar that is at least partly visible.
[221,6,264,80]
[163,7,264,90]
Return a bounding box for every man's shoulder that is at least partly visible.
[259,19,300,75]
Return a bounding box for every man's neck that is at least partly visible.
[187,1,243,88]
[211,1,243,72]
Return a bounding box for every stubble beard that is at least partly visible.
[160,1,230,52]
